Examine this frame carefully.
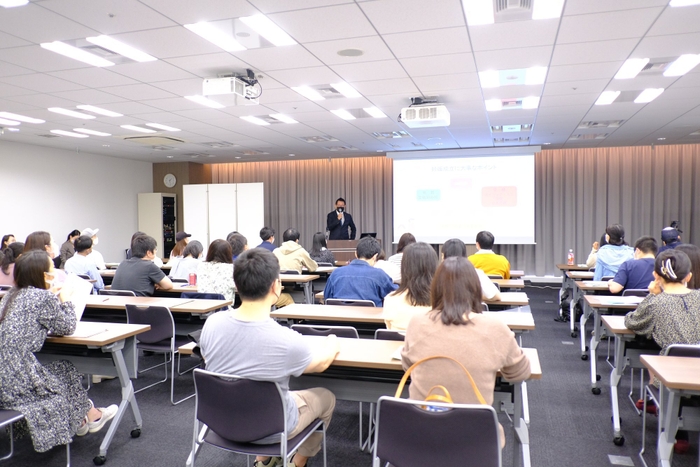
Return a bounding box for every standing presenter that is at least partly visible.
[326,197,357,240]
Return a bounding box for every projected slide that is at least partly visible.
[393,154,535,244]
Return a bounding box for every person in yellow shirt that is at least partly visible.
[467,231,510,279]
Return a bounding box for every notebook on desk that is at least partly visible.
[598,296,645,306]
[60,274,95,321]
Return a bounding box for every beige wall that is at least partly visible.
[152,162,212,233]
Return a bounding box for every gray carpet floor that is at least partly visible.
[3,285,698,466]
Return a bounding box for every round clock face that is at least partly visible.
[163,173,176,188]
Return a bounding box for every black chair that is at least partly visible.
[622,289,648,297]
[76,274,91,280]
[290,324,359,339]
[487,274,503,279]
[482,302,490,312]
[171,278,188,283]
[374,329,405,341]
[601,275,615,281]
[316,262,334,267]
[639,344,700,467]
[124,304,195,405]
[98,289,136,297]
[373,396,501,467]
[181,292,228,312]
[186,369,327,467]
[280,270,300,275]
[325,299,375,307]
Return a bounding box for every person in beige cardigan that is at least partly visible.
[401,256,531,447]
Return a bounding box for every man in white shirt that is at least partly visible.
[64,235,104,292]
[82,227,106,270]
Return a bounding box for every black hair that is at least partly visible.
[227,234,248,257]
[260,226,275,242]
[655,249,692,284]
[475,231,495,249]
[233,248,280,301]
[183,240,203,259]
[396,233,416,253]
[67,229,81,241]
[675,244,700,289]
[443,238,467,259]
[356,236,381,260]
[634,236,658,256]
[0,251,52,324]
[1,242,24,275]
[283,228,300,242]
[73,235,93,253]
[206,239,233,263]
[131,235,157,258]
[311,232,327,255]
[335,198,346,205]
[606,224,627,246]
[1,234,15,248]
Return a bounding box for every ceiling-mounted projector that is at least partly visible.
[203,70,260,105]
[400,98,450,128]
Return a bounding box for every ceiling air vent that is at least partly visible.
[495,0,533,22]
[323,146,358,152]
[123,135,185,145]
[199,141,237,148]
[300,135,338,143]
[372,131,411,139]
[569,133,609,140]
[37,134,60,138]
[578,120,624,129]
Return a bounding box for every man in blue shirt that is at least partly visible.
[256,226,276,252]
[64,235,104,292]
[658,225,682,254]
[323,237,397,306]
[608,236,658,293]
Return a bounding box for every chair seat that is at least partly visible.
[203,418,323,457]
[0,410,23,426]
[139,335,191,352]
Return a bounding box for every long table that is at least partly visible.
[85,295,231,315]
[38,322,150,465]
[313,290,529,308]
[569,279,609,337]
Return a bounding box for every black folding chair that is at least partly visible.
[325,299,376,307]
[374,329,405,341]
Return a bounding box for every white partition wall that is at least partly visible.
[183,183,264,250]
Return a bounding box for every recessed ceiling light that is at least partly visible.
[330,82,361,98]
[239,14,296,46]
[670,0,700,5]
[479,70,500,88]
[146,123,181,132]
[543,142,551,145]
[50,129,89,138]
[532,0,565,19]
[120,125,157,133]
[664,54,700,77]
[235,156,241,159]
[614,58,649,80]
[363,107,387,118]
[102,144,110,147]
[330,109,356,120]
[291,86,325,101]
[166,155,174,158]
[240,116,270,126]
[184,22,246,52]
[634,88,664,104]
[185,95,225,109]
[0,0,28,7]
[595,90,621,106]
[0,112,44,123]
[525,66,547,85]
[73,128,111,136]
[269,114,298,124]
[76,105,123,117]
[522,96,540,109]
[657,137,666,140]
[462,0,494,25]
[86,36,157,62]
[6,127,19,132]
[288,154,295,157]
[485,99,503,111]
[337,49,363,57]
[48,107,96,119]
[0,118,20,125]
[40,41,114,67]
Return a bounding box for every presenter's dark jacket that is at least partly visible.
[326,211,357,240]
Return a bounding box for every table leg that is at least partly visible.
[512,382,531,467]
[590,309,602,394]
[570,283,580,337]
[580,300,592,358]
[303,281,314,304]
[657,385,680,467]
[610,333,626,444]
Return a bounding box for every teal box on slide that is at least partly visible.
[416,189,441,201]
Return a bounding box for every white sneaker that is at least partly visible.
[76,417,89,436]
[88,404,118,433]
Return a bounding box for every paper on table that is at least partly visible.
[599,296,645,305]
[392,346,403,360]
[50,321,107,338]
[60,274,95,321]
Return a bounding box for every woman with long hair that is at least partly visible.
[309,232,335,265]
[59,229,81,269]
[593,224,634,280]
[170,240,203,280]
[197,239,235,303]
[0,241,24,286]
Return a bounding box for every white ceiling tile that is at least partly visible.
[0,31,31,49]
[634,33,700,59]
[352,78,420,97]
[547,61,622,82]
[469,19,559,52]
[647,4,700,36]
[0,60,34,78]
[0,46,91,73]
[550,39,638,67]
[102,83,177,100]
[564,0,669,16]
[149,78,204,96]
[539,93,599,108]
[266,66,341,87]
[111,27,223,60]
[0,83,34,98]
[413,73,480,93]
[359,0,465,34]
[543,79,609,96]
[303,36,394,65]
[109,61,198,83]
[248,0,352,14]
[50,89,127,105]
[400,53,476,77]
[139,97,210,112]
[269,4,375,43]
[234,45,323,72]
[0,3,98,43]
[95,101,162,115]
[49,68,139,87]
[4,93,79,108]
[482,84,543,101]
[557,8,664,44]
[383,27,472,59]
[137,0,259,24]
[164,53,253,79]
[331,60,407,82]
[258,88,307,104]
[1,73,85,93]
[474,46,552,71]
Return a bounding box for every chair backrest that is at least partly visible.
[125,305,175,345]
[291,324,359,339]
[325,298,376,307]
[77,274,91,280]
[487,274,503,279]
[374,329,405,341]
[280,270,300,275]
[666,343,700,358]
[622,289,648,297]
[99,289,136,296]
[316,262,333,267]
[601,275,615,281]
[482,302,489,312]
[492,282,501,291]
[193,369,285,443]
[374,397,501,467]
[171,278,188,283]
[181,292,225,301]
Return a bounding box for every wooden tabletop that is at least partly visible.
[85,295,231,313]
[557,264,591,271]
[640,355,700,391]
[566,271,595,280]
[600,315,634,335]
[105,263,171,270]
[313,290,528,306]
[509,270,525,278]
[577,281,611,291]
[493,279,525,289]
[280,274,319,283]
[99,269,116,278]
[45,322,150,346]
[583,295,643,309]
[271,304,535,331]
[303,267,337,274]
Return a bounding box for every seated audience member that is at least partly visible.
[81,228,106,270]
[126,231,163,267]
[309,232,335,265]
[468,231,511,279]
[227,232,248,261]
[675,244,700,289]
[59,229,80,269]
[168,231,191,269]
[0,241,23,286]
[197,239,235,303]
[402,256,531,448]
[383,242,438,331]
[1,234,15,250]
[170,240,203,281]
[256,226,276,252]
[658,224,682,254]
[274,228,318,273]
[608,236,657,293]
[323,237,397,306]
[624,249,700,454]
[387,233,416,276]
[199,248,339,467]
[443,238,501,301]
[24,231,67,285]
[374,249,400,283]
[586,233,607,269]
[64,236,104,292]
[112,235,173,296]
[594,224,634,281]
[0,250,118,453]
